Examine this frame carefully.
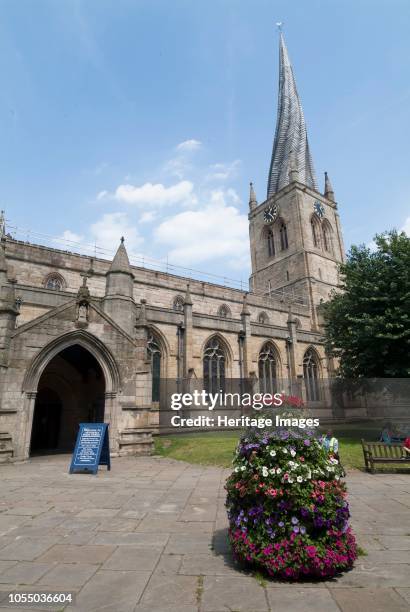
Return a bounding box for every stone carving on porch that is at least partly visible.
[75,260,93,328]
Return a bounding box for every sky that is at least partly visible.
[1,0,410,286]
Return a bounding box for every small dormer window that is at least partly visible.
[218,304,231,318]
[173,296,184,312]
[44,273,65,291]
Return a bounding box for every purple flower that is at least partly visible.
[293,526,300,533]
[304,439,311,446]
[300,526,306,535]
[291,516,299,525]
[278,521,284,528]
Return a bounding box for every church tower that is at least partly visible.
[249,32,345,327]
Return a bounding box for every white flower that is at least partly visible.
[306,469,312,479]
[282,448,288,454]
[288,460,295,467]
[234,467,240,472]
[288,477,294,484]
[297,476,303,483]
[262,467,269,477]
[269,468,276,475]
[276,468,282,475]
[270,450,276,457]
[329,457,339,464]
[335,475,340,480]
[290,449,296,457]
[241,466,246,471]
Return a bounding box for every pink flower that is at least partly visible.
[306,545,317,558]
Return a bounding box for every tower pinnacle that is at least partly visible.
[324,171,335,202]
[109,238,133,275]
[267,32,317,198]
[249,182,257,210]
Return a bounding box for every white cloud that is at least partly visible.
[207,159,241,181]
[154,189,250,269]
[97,190,108,200]
[139,211,156,223]
[176,139,202,152]
[114,180,196,207]
[401,216,410,236]
[57,230,84,244]
[163,157,190,180]
[164,139,202,179]
[90,212,142,252]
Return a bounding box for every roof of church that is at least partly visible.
[267,32,317,198]
[109,237,133,274]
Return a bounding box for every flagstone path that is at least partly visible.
[0,455,409,611]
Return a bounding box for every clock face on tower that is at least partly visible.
[263,203,279,224]
[314,201,325,219]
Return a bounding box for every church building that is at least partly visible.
[0,33,345,462]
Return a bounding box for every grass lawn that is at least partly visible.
[154,422,409,472]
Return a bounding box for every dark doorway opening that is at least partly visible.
[30,344,105,455]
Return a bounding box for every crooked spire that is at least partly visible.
[267,32,317,198]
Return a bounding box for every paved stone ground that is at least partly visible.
[0,456,409,612]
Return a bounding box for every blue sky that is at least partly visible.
[1,0,410,284]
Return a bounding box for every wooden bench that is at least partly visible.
[361,439,410,473]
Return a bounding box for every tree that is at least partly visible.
[322,230,410,378]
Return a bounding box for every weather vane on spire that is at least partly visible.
[275,22,283,32]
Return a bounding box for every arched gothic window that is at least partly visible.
[203,338,226,394]
[173,295,184,312]
[279,223,288,250]
[147,334,162,402]
[303,348,321,401]
[311,217,321,248]
[258,311,269,324]
[322,222,333,254]
[217,304,231,318]
[258,343,278,394]
[267,229,275,257]
[44,273,65,291]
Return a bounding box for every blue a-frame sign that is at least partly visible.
[69,423,111,475]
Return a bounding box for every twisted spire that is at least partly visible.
[267,32,317,198]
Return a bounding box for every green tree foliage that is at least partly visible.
[323,230,410,378]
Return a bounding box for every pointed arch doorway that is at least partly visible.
[30,345,105,455]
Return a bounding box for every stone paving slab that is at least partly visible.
[37,544,115,565]
[201,575,268,611]
[265,586,340,611]
[329,587,410,611]
[37,563,98,589]
[139,574,198,608]
[0,455,409,611]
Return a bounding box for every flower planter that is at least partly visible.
[226,422,357,580]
